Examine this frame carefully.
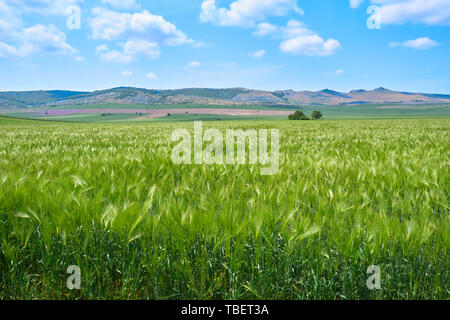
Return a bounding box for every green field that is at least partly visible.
[299,103,450,119]
[51,103,300,111]
[132,113,287,122]
[5,103,450,123]
[3,113,287,123]
[3,112,143,122]
[0,116,448,299]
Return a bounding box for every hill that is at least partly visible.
[1,87,450,109]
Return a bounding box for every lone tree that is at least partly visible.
[312,110,323,120]
[289,110,310,120]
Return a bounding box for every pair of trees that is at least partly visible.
[288,110,323,121]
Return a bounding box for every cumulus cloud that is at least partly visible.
[280,36,340,56]
[0,1,80,58]
[0,1,22,36]
[253,23,279,37]
[97,49,132,63]
[200,0,303,27]
[248,49,266,58]
[89,8,192,46]
[24,24,76,54]
[96,40,160,63]
[283,21,340,56]
[0,24,76,59]
[390,37,440,49]
[256,20,341,56]
[123,40,160,58]
[351,0,450,26]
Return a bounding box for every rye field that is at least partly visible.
[0,116,448,299]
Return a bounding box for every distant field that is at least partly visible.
[7,113,145,123]
[0,116,53,125]
[2,112,287,123]
[4,103,450,122]
[49,104,300,111]
[128,113,287,122]
[6,109,291,123]
[0,116,448,299]
[298,103,450,119]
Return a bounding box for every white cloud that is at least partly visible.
[74,55,84,61]
[146,72,158,80]
[251,20,341,57]
[248,49,266,58]
[200,0,303,27]
[253,23,279,37]
[352,0,450,26]
[89,8,192,46]
[102,0,140,10]
[280,36,341,56]
[24,24,76,54]
[123,40,160,58]
[96,44,109,52]
[336,69,344,75]
[0,24,76,58]
[258,20,341,57]
[0,1,22,36]
[0,41,21,58]
[390,37,440,49]
[98,49,132,63]
[188,61,201,67]
[96,40,160,63]
[121,70,133,76]
[377,0,450,26]
[0,1,80,59]
[350,0,365,8]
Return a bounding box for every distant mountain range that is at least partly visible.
[1,87,450,109]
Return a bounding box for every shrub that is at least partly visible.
[312,110,323,120]
[289,110,310,120]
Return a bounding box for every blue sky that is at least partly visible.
[0,0,449,93]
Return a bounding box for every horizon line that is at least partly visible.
[1,86,450,95]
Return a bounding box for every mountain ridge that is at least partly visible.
[1,87,449,109]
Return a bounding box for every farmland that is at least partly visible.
[3,103,450,123]
[0,116,448,299]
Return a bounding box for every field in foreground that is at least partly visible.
[0,117,448,299]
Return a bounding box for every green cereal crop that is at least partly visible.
[0,117,448,299]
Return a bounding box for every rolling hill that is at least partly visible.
[1,87,450,109]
